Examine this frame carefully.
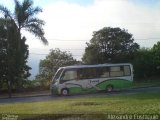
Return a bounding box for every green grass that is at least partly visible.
[0,92,160,119]
[133,78,160,87]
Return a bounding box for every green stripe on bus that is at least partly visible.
[96,79,132,90]
[68,79,132,94]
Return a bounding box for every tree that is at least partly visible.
[133,48,154,79]
[82,27,139,64]
[0,21,20,96]
[0,25,7,90]
[0,21,31,94]
[133,43,160,80]
[36,49,80,87]
[151,42,160,76]
[14,36,31,91]
[0,0,47,97]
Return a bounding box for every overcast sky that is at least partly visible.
[0,0,160,79]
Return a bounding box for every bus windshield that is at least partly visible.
[52,68,63,83]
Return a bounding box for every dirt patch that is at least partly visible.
[71,101,104,106]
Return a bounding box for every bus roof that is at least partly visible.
[59,63,132,69]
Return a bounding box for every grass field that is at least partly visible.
[0,92,160,120]
[133,78,160,88]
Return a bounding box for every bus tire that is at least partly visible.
[106,85,113,92]
[61,88,69,96]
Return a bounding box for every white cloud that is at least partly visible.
[24,0,160,78]
[26,0,160,52]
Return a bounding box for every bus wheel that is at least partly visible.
[61,88,69,96]
[106,85,113,92]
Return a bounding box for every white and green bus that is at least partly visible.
[51,63,133,96]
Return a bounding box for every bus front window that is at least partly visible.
[52,68,63,84]
[60,69,78,81]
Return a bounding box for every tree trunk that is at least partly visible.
[7,80,12,98]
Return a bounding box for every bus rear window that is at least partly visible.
[124,66,131,76]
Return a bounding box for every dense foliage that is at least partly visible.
[134,43,160,79]
[0,22,31,91]
[82,27,139,64]
[36,48,80,87]
[0,0,47,97]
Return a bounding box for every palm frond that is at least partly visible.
[14,0,22,27]
[14,0,21,16]
[22,0,33,12]
[23,18,44,27]
[14,0,31,27]
[14,0,21,9]
[0,5,12,19]
[28,6,42,17]
[24,23,48,45]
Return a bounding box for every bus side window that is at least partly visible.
[99,67,109,78]
[78,68,87,79]
[78,68,97,80]
[77,69,81,80]
[110,66,124,77]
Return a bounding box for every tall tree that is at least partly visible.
[133,43,160,79]
[82,27,139,64]
[0,25,7,90]
[0,0,48,97]
[0,20,19,96]
[151,42,160,76]
[133,48,154,79]
[0,20,31,96]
